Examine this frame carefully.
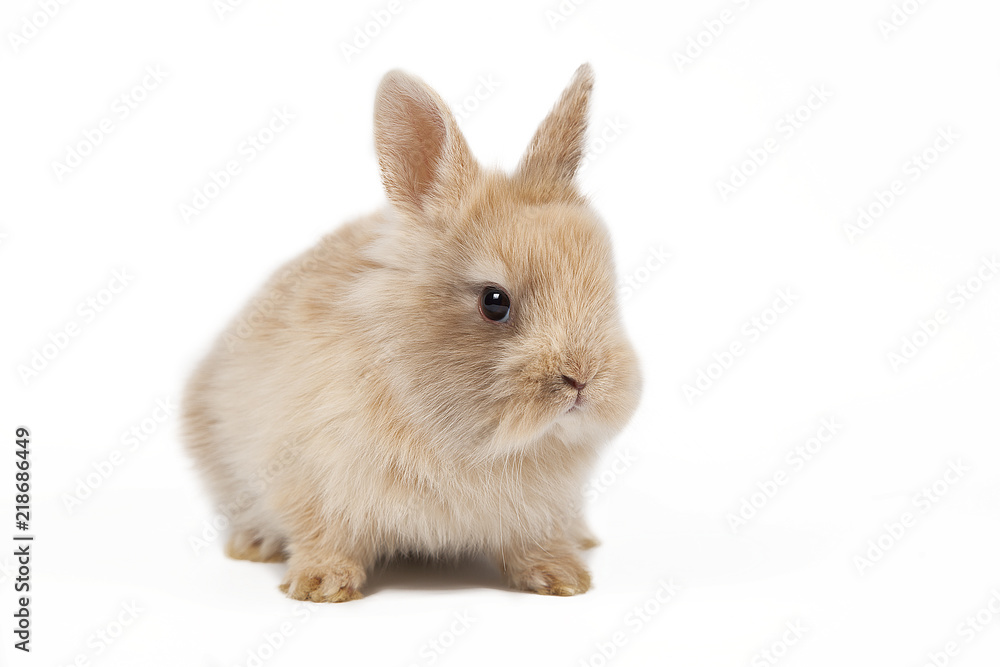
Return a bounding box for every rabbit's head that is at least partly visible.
[354,65,640,460]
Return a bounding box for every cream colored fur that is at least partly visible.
[183,64,641,602]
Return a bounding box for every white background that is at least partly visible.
[2,0,1000,665]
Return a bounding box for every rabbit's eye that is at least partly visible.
[480,286,511,323]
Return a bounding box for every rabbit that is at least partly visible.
[182,63,641,602]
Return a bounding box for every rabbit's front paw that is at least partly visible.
[279,558,366,603]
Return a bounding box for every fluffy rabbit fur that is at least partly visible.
[183,64,641,602]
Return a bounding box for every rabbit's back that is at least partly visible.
[182,211,389,522]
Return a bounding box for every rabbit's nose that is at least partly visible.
[561,374,586,391]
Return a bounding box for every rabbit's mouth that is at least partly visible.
[558,370,593,413]
[564,390,587,413]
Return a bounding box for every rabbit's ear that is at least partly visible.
[374,71,477,218]
[516,64,594,187]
